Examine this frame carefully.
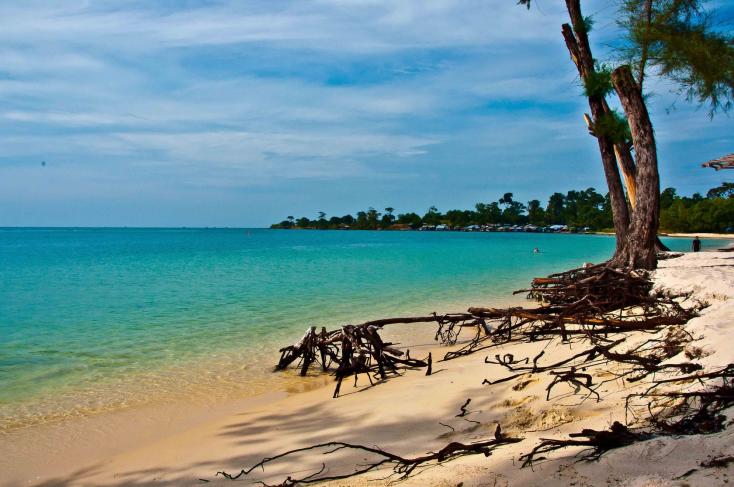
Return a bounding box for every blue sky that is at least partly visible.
[0,0,731,227]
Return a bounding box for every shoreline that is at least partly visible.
[5,228,626,437]
[663,232,734,240]
[0,320,469,486]
[0,293,528,485]
[3,251,734,486]
[0,293,527,435]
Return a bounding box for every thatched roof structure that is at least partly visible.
[702,153,734,170]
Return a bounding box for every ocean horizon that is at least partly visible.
[0,228,718,431]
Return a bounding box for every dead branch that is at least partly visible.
[456,398,472,417]
[217,425,521,484]
[260,262,724,483]
[519,421,647,467]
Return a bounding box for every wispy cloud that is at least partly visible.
[0,0,729,226]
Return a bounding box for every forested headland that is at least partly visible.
[271,183,734,233]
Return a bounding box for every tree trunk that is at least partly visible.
[563,0,665,268]
[611,131,670,252]
[610,66,660,270]
[562,1,629,258]
[613,143,637,205]
[601,100,669,253]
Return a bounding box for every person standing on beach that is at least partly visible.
[692,236,701,252]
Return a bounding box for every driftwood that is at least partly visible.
[253,263,727,483]
[217,424,521,486]
[519,366,734,467]
[626,364,734,434]
[275,313,486,397]
[519,421,647,467]
[274,265,700,399]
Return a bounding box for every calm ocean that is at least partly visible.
[0,228,712,430]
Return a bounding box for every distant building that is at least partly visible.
[548,224,568,232]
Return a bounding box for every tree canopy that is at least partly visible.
[271,183,732,233]
[617,0,734,115]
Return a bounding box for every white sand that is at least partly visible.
[665,232,734,240]
[2,252,733,487]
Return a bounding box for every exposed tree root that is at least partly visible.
[274,265,701,399]
[626,364,734,435]
[257,263,728,482]
[275,314,483,397]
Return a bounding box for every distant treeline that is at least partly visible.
[271,183,734,233]
[660,183,734,233]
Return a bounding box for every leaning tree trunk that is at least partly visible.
[616,148,670,254]
[561,0,630,258]
[610,66,660,270]
[605,111,670,253]
[563,0,665,268]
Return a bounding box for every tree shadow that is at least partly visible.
[15,343,538,487]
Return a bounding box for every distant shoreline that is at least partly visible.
[663,232,734,239]
[272,227,734,240]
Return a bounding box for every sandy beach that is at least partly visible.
[665,233,734,240]
[2,0,732,484]
[2,250,733,487]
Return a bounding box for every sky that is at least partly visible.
[0,0,731,227]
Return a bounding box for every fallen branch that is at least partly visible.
[519,421,647,467]
[218,425,521,484]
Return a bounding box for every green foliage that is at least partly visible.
[272,188,612,231]
[571,13,595,36]
[583,64,614,98]
[502,201,527,225]
[706,182,734,199]
[574,15,595,35]
[659,186,734,232]
[272,184,731,233]
[545,193,566,224]
[499,192,514,207]
[422,206,442,226]
[660,187,678,209]
[396,212,422,228]
[550,188,612,229]
[527,199,545,226]
[618,0,734,115]
[594,109,632,145]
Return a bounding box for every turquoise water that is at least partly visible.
[0,228,717,429]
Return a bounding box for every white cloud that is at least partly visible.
[0,0,729,225]
[0,1,567,54]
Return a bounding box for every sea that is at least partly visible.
[0,228,717,431]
